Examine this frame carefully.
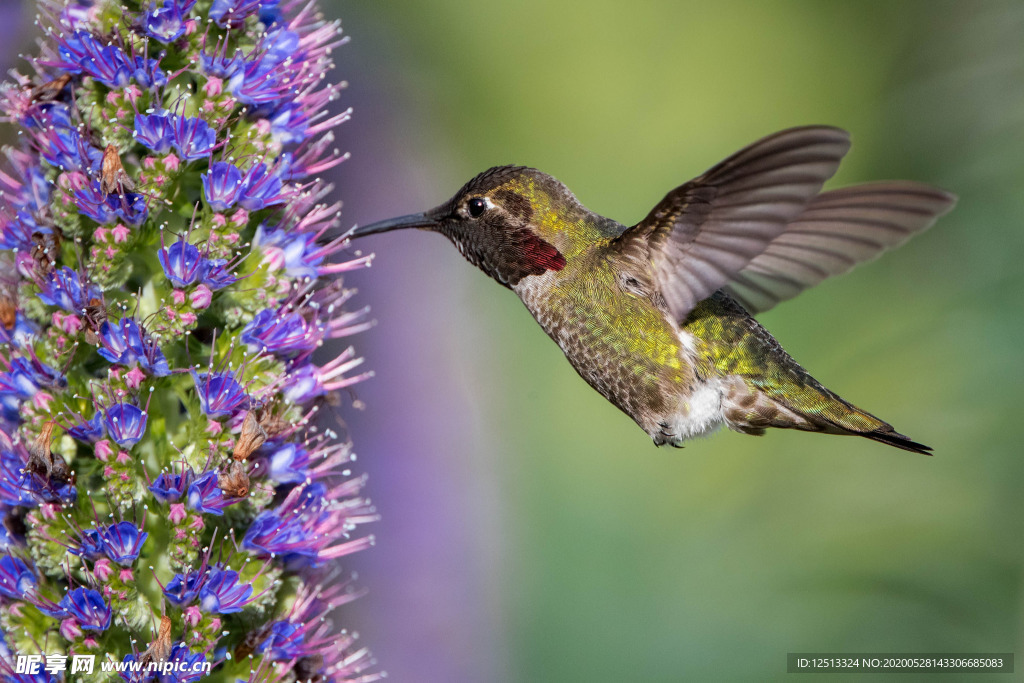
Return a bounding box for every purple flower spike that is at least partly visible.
[1,0,377,674]
[201,162,243,212]
[103,403,147,447]
[238,163,285,210]
[198,567,253,613]
[163,570,206,606]
[96,522,148,566]
[149,467,194,503]
[134,113,175,154]
[192,371,247,417]
[159,238,204,287]
[0,555,36,599]
[186,470,235,515]
[58,588,111,630]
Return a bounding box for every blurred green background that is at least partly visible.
[6,0,1023,681]
[333,1,1024,681]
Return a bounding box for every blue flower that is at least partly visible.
[120,643,207,683]
[199,259,238,290]
[253,225,324,279]
[149,467,194,503]
[0,525,19,553]
[186,470,235,515]
[39,112,102,172]
[170,114,216,160]
[0,357,65,398]
[198,567,252,613]
[66,412,105,442]
[266,443,310,484]
[98,318,171,376]
[268,102,310,144]
[71,179,149,226]
[201,162,243,212]
[209,0,264,28]
[242,510,308,560]
[103,403,148,447]
[0,555,36,599]
[163,570,206,606]
[159,239,204,287]
[96,522,148,566]
[144,0,188,43]
[58,588,111,630]
[35,267,102,313]
[199,51,245,94]
[256,621,305,660]
[0,449,76,507]
[238,163,284,210]
[192,371,247,417]
[69,528,105,560]
[52,32,166,90]
[134,113,175,153]
[241,309,318,356]
[258,0,285,26]
[282,363,325,404]
[0,314,36,350]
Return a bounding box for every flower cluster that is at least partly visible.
[0,1,378,681]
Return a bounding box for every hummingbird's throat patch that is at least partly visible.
[509,232,566,282]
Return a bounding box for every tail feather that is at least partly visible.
[860,427,932,455]
[723,374,933,455]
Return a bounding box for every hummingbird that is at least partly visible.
[352,127,956,454]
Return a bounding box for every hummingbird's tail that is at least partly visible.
[722,373,933,455]
[689,291,933,454]
[858,427,932,455]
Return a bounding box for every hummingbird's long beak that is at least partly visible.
[350,212,440,238]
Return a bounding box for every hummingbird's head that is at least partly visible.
[352,166,590,287]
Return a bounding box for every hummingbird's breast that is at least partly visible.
[513,252,703,440]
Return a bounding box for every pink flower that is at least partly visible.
[183,605,202,627]
[204,76,223,97]
[93,559,114,581]
[190,284,213,309]
[124,366,146,389]
[168,503,187,524]
[60,618,83,641]
[95,440,113,461]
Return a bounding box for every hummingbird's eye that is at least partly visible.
[467,197,487,218]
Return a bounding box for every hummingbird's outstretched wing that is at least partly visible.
[722,182,957,313]
[609,126,852,322]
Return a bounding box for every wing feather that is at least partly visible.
[724,182,957,312]
[609,126,852,320]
